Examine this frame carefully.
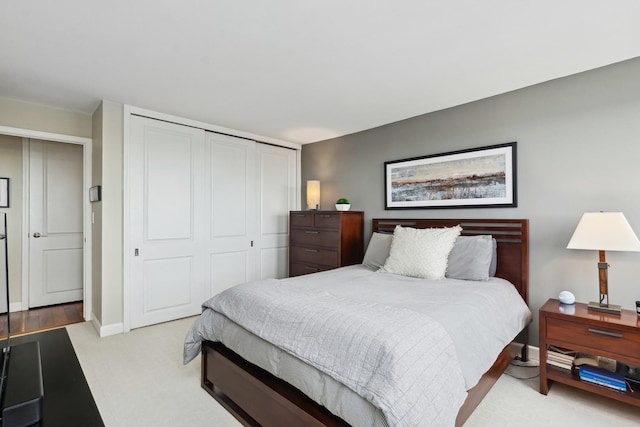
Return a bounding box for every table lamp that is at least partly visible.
[306,180,320,210]
[567,212,640,314]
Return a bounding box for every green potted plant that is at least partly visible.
[335,198,351,211]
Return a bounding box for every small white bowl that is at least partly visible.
[335,204,351,211]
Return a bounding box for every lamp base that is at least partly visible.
[587,301,622,315]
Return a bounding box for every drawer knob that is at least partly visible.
[304,248,319,253]
[587,328,622,338]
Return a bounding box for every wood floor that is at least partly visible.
[0,301,84,338]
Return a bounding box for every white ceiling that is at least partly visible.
[1,1,639,144]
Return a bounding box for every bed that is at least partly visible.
[184,218,530,427]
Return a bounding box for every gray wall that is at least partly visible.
[302,56,640,346]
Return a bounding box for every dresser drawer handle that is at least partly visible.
[587,328,622,338]
[320,215,333,218]
[304,231,319,234]
[305,266,319,271]
[295,214,306,217]
[304,248,319,253]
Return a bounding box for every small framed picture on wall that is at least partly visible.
[0,178,9,208]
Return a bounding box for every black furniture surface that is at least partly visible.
[7,328,103,426]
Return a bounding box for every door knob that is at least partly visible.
[33,232,48,238]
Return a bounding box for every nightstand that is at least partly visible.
[539,298,640,407]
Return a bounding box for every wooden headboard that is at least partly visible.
[371,218,529,304]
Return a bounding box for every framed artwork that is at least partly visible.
[384,142,517,209]
[0,178,8,208]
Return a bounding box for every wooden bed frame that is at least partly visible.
[201,218,529,427]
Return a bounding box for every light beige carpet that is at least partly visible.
[66,319,640,426]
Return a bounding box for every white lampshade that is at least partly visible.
[567,212,640,252]
[306,180,320,210]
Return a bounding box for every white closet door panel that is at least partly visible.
[144,257,192,312]
[260,247,288,280]
[130,116,206,328]
[205,132,257,299]
[210,251,249,296]
[256,144,296,279]
[211,142,250,238]
[145,129,194,240]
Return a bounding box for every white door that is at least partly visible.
[29,139,84,308]
[206,133,257,297]
[0,213,7,313]
[256,144,297,280]
[129,116,206,328]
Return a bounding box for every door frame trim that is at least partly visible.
[0,125,92,321]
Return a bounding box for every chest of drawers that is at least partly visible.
[289,211,364,277]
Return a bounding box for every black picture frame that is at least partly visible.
[0,178,9,208]
[384,142,517,210]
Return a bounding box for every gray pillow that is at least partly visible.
[446,235,494,281]
[362,232,393,269]
[489,237,497,277]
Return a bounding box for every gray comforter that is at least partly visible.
[184,265,531,427]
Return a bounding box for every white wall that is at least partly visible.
[302,56,640,346]
[0,97,92,138]
[91,100,124,330]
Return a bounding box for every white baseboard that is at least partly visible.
[9,302,22,313]
[90,313,124,337]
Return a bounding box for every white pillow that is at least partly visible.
[446,235,494,281]
[379,225,461,280]
[362,232,393,269]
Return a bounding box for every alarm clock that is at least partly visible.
[558,290,576,305]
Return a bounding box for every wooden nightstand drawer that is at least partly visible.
[546,317,640,360]
[290,246,338,267]
[313,213,340,229]
[290,229,340,248]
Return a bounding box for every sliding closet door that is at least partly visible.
[129,116,206,328]
[128,115,299,328]
[255,144,297,280]
[206,133,257,297]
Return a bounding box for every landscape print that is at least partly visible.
[385,143,516,209]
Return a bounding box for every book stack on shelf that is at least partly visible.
[579,365,627,392]
[546,346,575,370]
[572,352,617,372]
